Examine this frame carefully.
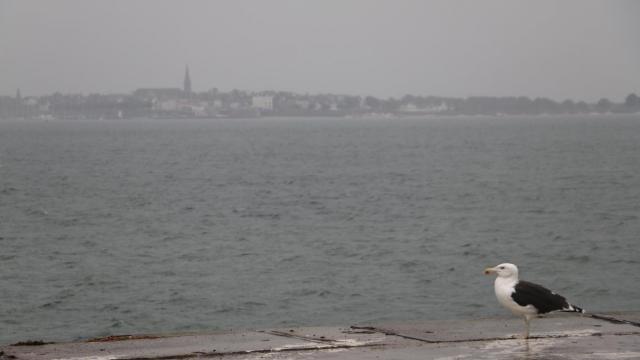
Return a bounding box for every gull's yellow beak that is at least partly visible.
[484,267,496,275]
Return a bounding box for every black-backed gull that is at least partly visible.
[484,263,584,338]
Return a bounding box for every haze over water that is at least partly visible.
[1,115,639,344]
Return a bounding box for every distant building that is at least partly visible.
[399,103,419,112]
[133,66,192,101]
[295,99,310,109]
[252,95,274,111]
[157,99,179,111]
[399,102,449,114]
[184,66,192,94]
[133,88,183,100]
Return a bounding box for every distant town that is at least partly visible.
[1,67,639,120]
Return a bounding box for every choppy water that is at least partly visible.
[1,115,639,345]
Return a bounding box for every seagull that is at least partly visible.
[484,263,584,339]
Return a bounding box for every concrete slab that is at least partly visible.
[230,333,640,360]
[1,331,340,360]
[2,312,638,360]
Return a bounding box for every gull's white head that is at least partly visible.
[484,263,518,279]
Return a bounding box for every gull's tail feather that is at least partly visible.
[562,303,585,313]
[570,304,585,313]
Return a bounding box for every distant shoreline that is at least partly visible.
[2,89,639,120]
[2,112,640,123]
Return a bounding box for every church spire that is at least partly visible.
[183,65,192,94]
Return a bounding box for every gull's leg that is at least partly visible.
[523,316,531,339]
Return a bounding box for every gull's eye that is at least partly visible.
[499,266,505,270]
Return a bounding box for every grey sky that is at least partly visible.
[1,0,638,101]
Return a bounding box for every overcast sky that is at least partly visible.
[1,0,638,101]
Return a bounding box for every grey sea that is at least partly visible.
[1,115,639,345]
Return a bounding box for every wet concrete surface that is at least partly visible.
[2,312,639,360]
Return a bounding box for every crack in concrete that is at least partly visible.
[349,326,640,344]
[263,330,336,344]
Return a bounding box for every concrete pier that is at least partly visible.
[2,312,639,360]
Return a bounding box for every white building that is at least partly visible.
[157,99,178,111]
[252,96,274,111]
[400,102,449,113]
